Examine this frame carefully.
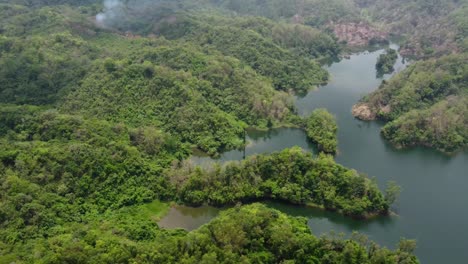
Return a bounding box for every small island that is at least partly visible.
[376,48,398,76]
[305,109,338,154]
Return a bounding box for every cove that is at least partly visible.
[160,46,468,264]
[158,205,220,231]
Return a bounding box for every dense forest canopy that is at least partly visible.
[2,0,467,262]
[375,48,398,77]
[171,147,390,217]
[0,105,404,262]
[305,108,338,154]
[0,3,323,154]
[354,54,467,153]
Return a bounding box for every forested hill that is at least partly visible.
[334,0,468,154]
[192,0,468,58]
[353,54,468,154]
[0,1,341,154]
[200,0,466,58]
[0,1,420,263]
[355,0,467,57]
[9,0,463,57]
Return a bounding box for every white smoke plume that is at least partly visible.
[95,0,181,30]
[96,0,125,26]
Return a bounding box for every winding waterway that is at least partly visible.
[160,46,468,264]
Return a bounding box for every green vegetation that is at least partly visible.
[207,0,360,28]
[151,204,419,263]
[0,202,419,263]
[376,48,398,76]
[306,108,338,154]
[0,1,444,262]
[358,0,468,57]
[172,147,388,218]
[138,12,333,93]
[0,106,404,261]
[208,0,468,57]
[0,1,346,155]
[349,1,468,153]
[0,106,186,212]
[381,97,467,153]
[355,54,467,153]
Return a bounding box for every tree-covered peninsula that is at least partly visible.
[353,54,467,154]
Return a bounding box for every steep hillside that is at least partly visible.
[358,0,468,57]
[209,0,468,56]
[353,54,468,153]
[0,3,342,154]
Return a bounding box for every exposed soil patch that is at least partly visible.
[352,103,376,120]
[333,22,388,46]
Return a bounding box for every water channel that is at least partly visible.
[159,45,468,264]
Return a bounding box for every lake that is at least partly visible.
[159,46,468,264]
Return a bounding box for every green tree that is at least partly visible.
[306,108,338,154]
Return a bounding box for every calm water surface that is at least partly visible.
[190,128,317,165]
[160,46,468,263]
[158,205,220,231]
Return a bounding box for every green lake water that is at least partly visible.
[159,46,468,264]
